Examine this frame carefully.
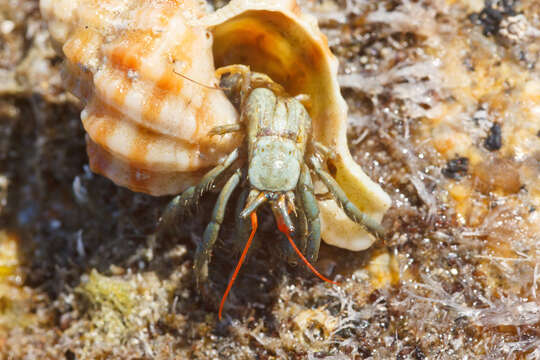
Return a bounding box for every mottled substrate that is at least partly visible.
[1,0,539,358]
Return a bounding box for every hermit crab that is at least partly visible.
[41,0,391,317]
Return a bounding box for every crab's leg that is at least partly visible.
[233,187,252,254]
[315,192,333,201]
[194,169,242,289]
[157,148,240,232]
[287,196,307,265]
[215,64,252,104]
[295,201,308,254]
[195,148,240,197]
[298,164,321,263]
[272,194,295,235]
[215,64,252,79]
[309,156,384,236]
[314,142,334,157]
[157,186,197,236]
[271,193,299,264]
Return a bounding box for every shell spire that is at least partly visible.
[42,0,241,195]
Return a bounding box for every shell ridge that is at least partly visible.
[83,98,208,173]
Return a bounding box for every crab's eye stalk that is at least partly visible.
[219,212,258,320]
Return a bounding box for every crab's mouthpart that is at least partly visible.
[270,194,295,236]
[240,191,296,236]
[239,190,266,218]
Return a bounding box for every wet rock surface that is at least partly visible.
[1,0,539,358]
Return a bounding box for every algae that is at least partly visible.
[0,0,539,358]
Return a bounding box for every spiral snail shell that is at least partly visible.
[40,0,391,251]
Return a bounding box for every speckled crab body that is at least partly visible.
[40,0,391,252]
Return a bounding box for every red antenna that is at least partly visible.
[218,211,338,320]
[218,212,258,320]
[276,220,338,286]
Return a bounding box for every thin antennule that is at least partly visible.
[173,70,223,91]
[277,220,338,285]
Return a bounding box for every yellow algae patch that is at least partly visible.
[448,183,471,216]
[75,269,172,348]
[432,129,472,158]
[293,308,339,338]
[79,269,138,318]
[366,251,399,289]
[76,269,142,345]
[447,181,491,226]
[0,231,19,280]
[419,11,540,228]
[0,231,38,332]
